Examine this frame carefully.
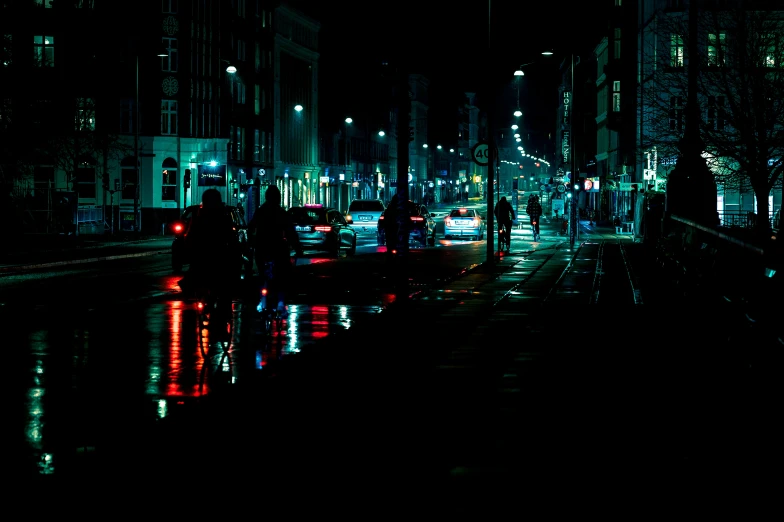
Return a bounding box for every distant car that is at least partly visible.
[345,199,386,233]
[288,204,357,257]
[170,204,252,275]
[443,207,486,240]
[377,200,437,247]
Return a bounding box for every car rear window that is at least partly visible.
[349,200,384,212]
[289,207,326,224]
[449,209,475,217]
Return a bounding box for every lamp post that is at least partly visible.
[133,47,168,234]
[344,117,352,203]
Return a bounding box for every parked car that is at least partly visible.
[377,200,437,247]
[443,207,486,240]
[288,204,357,257]
[345,199,386,234]
[170,204,252,275]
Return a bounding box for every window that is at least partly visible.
[121,157,138,201]
[34,0,54,7]
[614,28,621,59]
[161,38,178,72]
[707,33,726,66]
[75,97,95,131]
[120,98,134,133]
[237,0,246,17]
[76,159,96,199]
[669,95,684,132]
[670,34,684,67]
[763,33,781,67]
[162,0,178,13]
[162,158,177,201]
[0,98,10,130]
[161,100,177,135]
[230,125,242,159]
[3,34,11,68]
[254,129,260,162]
[34,165,54,186]
[33,35,54,67]
[707,96,726,130]
[612,81,621,112]
[254,84,260,115]
[666,0,684,8]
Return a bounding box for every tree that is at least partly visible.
[640,3,784,234]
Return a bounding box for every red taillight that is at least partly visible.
[173,223,184,233]
[261,288,268,296]
[411,216,424,222]
[197,302,204,310]
[314,226,332,232]
[445,218,453,226]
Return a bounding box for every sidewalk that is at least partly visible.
[1,233,172,272]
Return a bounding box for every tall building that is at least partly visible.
[0,0,320,235]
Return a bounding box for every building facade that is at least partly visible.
[0,0,320,236]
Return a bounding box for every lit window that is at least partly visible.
[161,100,177,135]
[612,81,621,112]
[161,38,178,72]
[707,33,726,66]
[75,98,96,131]
[162,158,178,201]
[33,35,55,68]
[670,34,684,67]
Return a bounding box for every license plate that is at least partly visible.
[358,215,372,221]
[295,226,310,232]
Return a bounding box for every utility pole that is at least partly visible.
[395,65,411,300]
[485,0,498,261]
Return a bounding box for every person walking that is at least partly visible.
[526,194,543,241]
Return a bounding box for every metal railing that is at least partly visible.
[717,210,775,229]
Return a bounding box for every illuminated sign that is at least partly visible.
[197,164,227,186]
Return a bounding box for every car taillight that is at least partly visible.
[411,216,424,222]
[172,223,184,233]
[472,219,479,226]
[445,218,452,226]
[314,225,332,232]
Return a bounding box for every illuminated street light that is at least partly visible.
[294,104,304,112]
[378,130,385,136]
[513,110,522,117]
[345,117,353,124]
[511,124,518,130]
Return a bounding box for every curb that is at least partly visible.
[0,249,171,273]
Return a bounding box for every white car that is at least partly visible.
[443,208,486,240]
[345,199,385,233]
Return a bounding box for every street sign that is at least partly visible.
[471,142,490,166]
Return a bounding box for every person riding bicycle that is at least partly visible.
[494,196,515,251]
[525,194,543,241]
[248,185,303,317]
[181,188,238,300]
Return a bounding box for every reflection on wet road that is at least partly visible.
[16,292,382,477]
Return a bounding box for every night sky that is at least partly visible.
[287,0,608,152]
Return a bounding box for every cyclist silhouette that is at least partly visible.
[494,196,515,251]
[526,194,543,241]
[248,185,303,316]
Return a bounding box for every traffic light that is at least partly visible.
[184,169,191,189]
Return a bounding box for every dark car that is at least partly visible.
[377,200,437,247]
[288,204,357,257]
[170,204,252,275]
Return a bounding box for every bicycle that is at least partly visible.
[257,261,284,335]
[498,222,510,252]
